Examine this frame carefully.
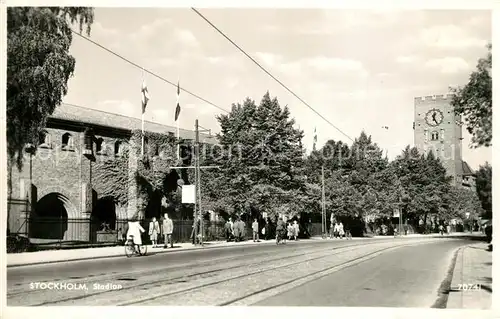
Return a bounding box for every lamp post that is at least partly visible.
[321,166,326,239]
[465,212,472,233]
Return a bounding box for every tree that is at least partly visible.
[451,44,492,148]
[475,162,492,219]
[201,92,306,219]
[7,7,94,170]
[391,146,452,231]
[446,186,483,221]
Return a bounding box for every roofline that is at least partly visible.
[53,102,215,139]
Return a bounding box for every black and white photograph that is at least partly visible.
[2,2,495,316]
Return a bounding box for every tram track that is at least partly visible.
[8,238,446,306]
[117,239,438,306]
[15,240,390,306]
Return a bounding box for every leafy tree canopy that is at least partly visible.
[451,43,492,148]
[7,7,94,169]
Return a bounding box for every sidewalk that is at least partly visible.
[6,238,303,267]
[446,242,492,309]
[7,232,482,268]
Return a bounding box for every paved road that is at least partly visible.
[7,237,472,307]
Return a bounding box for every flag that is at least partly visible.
[174,81,181,121]
[141,80,150,114]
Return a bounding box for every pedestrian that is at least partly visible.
[238,218,246,241]
[344,222,352,240]
[338,221,345,239]
[127,218,145,248]
[287,222,294,241]
[439,224,444,235]
[485,224,492,243]
[149,217,160,247]
[264,218,270,240]
[225,218,233,242]
[276,217,286,244]
[191,216,201,245]
[333,222,341,239]
[162,213,174,248]
[293,220,299,241]
[233,218,241,242]
[252,218,260,242]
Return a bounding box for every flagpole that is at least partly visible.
[141,113,145,157]
[176,77,180,161]
[141,68,145,157]
[176,121,180,161]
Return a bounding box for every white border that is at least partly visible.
[1,1,498,319]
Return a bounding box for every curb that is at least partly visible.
[6,239,287,268]
[7,234,483,268]
[431,245,463,308]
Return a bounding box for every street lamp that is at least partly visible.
[465,212,471,233]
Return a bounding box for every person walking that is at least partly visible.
[252,218,260,242]
[233,217,241,242]
[276,217,286,244]
[293,220,299,241]
[439,224,444,236]
[333,221,341,239]
[344,222,352,239]
[225,218,233,242]
[264,218,271,240]
[149,217,160,248]
[338,221,345,239]
[162,213,174,248]
[238,218,246,242]
[287,222,294,241]
[191,216,201,245]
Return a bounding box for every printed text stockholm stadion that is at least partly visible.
[30,282,123,291]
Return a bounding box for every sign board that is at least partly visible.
[182,185,196,203]
[393,208,400,218]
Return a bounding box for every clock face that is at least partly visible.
[425,108,444,127]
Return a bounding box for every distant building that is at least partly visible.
[413,94,476,191]
[8,103,216,242]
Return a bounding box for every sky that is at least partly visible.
[63,8,492,170]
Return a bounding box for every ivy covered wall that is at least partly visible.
[91,129,204,220]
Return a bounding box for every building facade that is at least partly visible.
[8,103,216,242]
[413,94,476,190]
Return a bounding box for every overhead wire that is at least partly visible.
[191,7,355,143]
[71,29,229,117]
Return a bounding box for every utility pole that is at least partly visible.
[321,166,326,239]
[195,119,203,245]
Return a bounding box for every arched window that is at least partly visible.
[96,138,105,155]
[62,133,74,150]
[431,131,439,141]
[114,141,122,156]
[38,130,51,148]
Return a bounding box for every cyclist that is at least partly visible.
[127,219,146,253]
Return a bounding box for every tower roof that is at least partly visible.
[462,161,475,176]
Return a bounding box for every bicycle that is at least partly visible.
[276,230,286,245]
[124,235,148,257]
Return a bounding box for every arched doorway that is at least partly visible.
[31,193,71,240]
[145,190,163,220]
[91,196,117,243]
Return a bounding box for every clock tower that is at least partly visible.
[414,94,464,186]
